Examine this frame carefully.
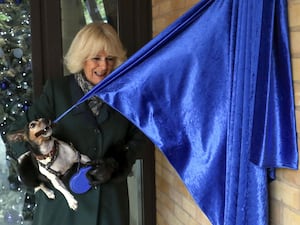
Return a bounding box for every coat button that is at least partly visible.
[94,128,100,134]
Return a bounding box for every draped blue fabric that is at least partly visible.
[55,0,298,224]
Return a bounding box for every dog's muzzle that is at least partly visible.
[35,126,51,137]
[34,119,54,137]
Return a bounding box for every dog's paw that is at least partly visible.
[81,155,91,163]
[45,190,55,199]
[36,184,55,200]
[67,197,78,211]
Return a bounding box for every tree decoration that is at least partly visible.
[0,0,34,224]
[0,0,32,137]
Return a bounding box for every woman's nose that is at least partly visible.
[98,57,107,65]
[97,58,108,68]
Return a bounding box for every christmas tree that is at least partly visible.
[0,0,33,224]
[0,0,32,137]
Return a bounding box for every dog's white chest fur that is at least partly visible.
[38,138,81,175]
[36,138,90,210]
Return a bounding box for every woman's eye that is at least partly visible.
[106,56,114,61]
[90,56,115,64]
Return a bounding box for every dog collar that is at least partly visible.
[35,139,59,161]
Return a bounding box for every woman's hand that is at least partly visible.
[86,158,118,185]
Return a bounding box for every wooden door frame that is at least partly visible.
[30,0,63,98]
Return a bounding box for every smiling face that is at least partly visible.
[83,50,116,85]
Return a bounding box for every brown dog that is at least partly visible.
[7,118,91,210]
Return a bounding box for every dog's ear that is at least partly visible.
[6,130,28,142]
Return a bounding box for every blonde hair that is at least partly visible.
[64,22,127,73]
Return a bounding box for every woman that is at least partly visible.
[8,22,154,225]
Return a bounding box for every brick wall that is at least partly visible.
[152,0,300,224]
[152,1,216,224]
[155,149,211,225]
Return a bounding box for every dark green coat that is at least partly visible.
[8,75,154,225]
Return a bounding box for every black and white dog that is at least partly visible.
[7,118,91,210]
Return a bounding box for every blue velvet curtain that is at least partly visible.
[55,0,298,224]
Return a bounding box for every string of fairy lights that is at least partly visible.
[0,0,32,137]
[0,0,34,224]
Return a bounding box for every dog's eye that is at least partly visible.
[29,122,36,129]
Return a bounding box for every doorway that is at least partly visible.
[30,1,155,225]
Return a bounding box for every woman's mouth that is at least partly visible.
[94,71,106,77]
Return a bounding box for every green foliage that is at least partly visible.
[81,0,107,23]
